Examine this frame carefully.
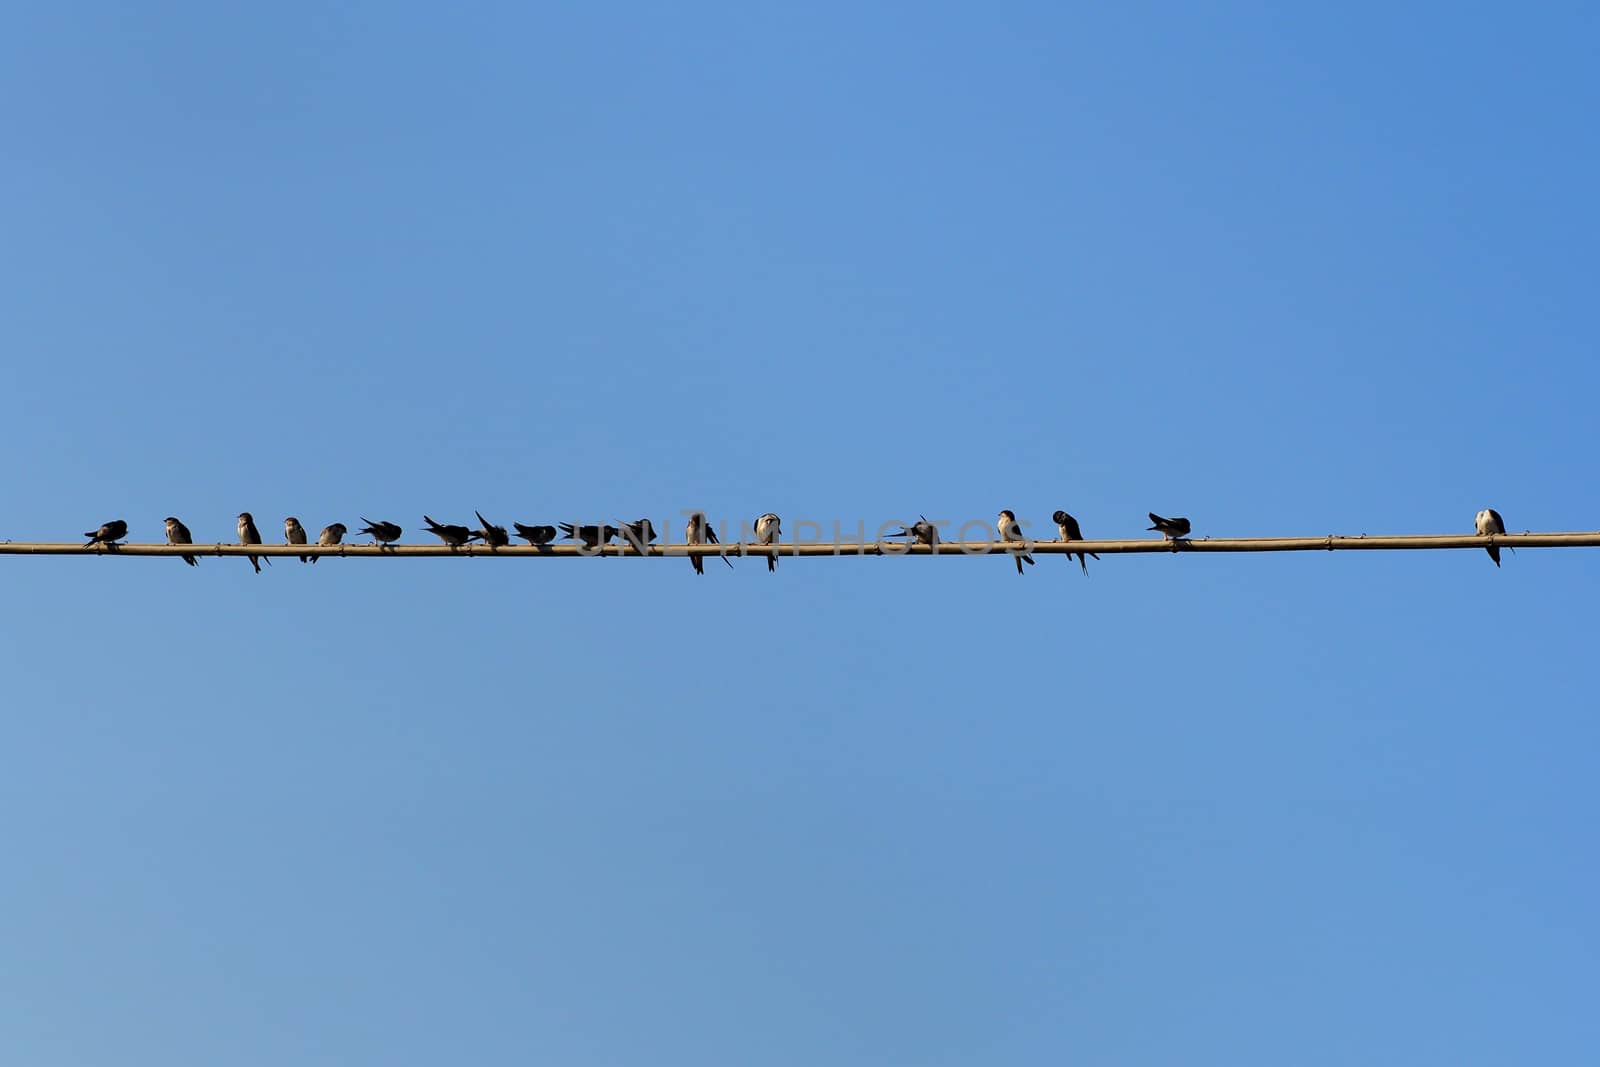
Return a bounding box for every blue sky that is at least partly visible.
[3,4,1598,1064]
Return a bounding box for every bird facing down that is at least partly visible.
[1475,508,1507,567]
[238,512,267,573]
[84,519,128,548]
[1052,509,1100,575]
[886,516,939,549]
[514,522,558,546]
[312,522,346,564]
[475,511,510,549]
[358,518,402,548]
[423,515,477,548]
[1147,513,1192,540]
[285,516,309,563]
[997,510,1035,574]
[164,517,197,566]
[685,511,731,575]
[559,522,619,551]
[754,512,781,572]
[620,518,657,552]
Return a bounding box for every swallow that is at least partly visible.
[423,515,476,548]
[754,512,781,572]
[1147,513,1192,540]
[997,510,1035,574]
[474,511,510,549]
[685,511,732,574]
[285,516,309,562]
[238,512,268,573]
[885,515,939,548]
[1475,508,1507,567]
[620,518,658,553]
[559,522,619,551]
[83,519,128,548]
[514,522,558,546]
[1053,510,1100,575]
[164,517,197,566]
[312,522,346,564]
[358,518,402,549]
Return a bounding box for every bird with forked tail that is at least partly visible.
[238,512,268,573]
[997,510,1034,575]
[423,516,476,548]
[1475,508,1510,567]
[1147,513,1192,540]
[886,516,939,549]
[559,522,619,552]
[165,517,197,566]
[358,518,402,549]
[84,519,128,548]
[514,522,558,546]
[285,517,309,562]
[754,513,781,573]
[475,511,510,548]
[621,518,657,552]
[685,511,732,575]
[312,523,346,563]
[1053,510,1099,575]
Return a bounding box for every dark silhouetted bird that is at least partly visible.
[754,513,781,572]
[1475,508,1507,567]
[559,522,619,551]
[885,515,939,549]
[423,515,476,548]
[685,511,731,575]
[475,511,509,548]
[514,522,558,546]
[621,518,657,552]
[1053,510,1100,575]
[238,512,267,573]
[164,517,197,566]
[84,519,128,548]
[312,522,346,564]
[358,518,402,549]
[285,516,309,562]
[997,510,1034,574]
[1147,513,1192,540]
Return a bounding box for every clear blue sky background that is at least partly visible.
[3,5,1597,1064]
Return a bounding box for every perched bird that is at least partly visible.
[559,522,619,551]
[84,519,129,549]
[238,512,268,573]
[997,510,1035,574]
[474,511,510,549]
[164,516,197,566]
[620,518,657,552]
[1052,510,1100,575]
[358,518,403,549]
[685,511,731,575]
[1147,513,1192,540]
[423,515,476,548]
[285,516,309,563]
[1475,508,1508,567]
[312,522,346,564]
[754,512,782,572]
[514,522,558,546]
[885,515,939,549]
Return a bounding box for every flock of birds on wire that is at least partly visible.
[74,507,1515,574]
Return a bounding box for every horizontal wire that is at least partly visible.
[1,531,1596,559]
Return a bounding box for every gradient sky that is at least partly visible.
[3,5,1598,1065]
